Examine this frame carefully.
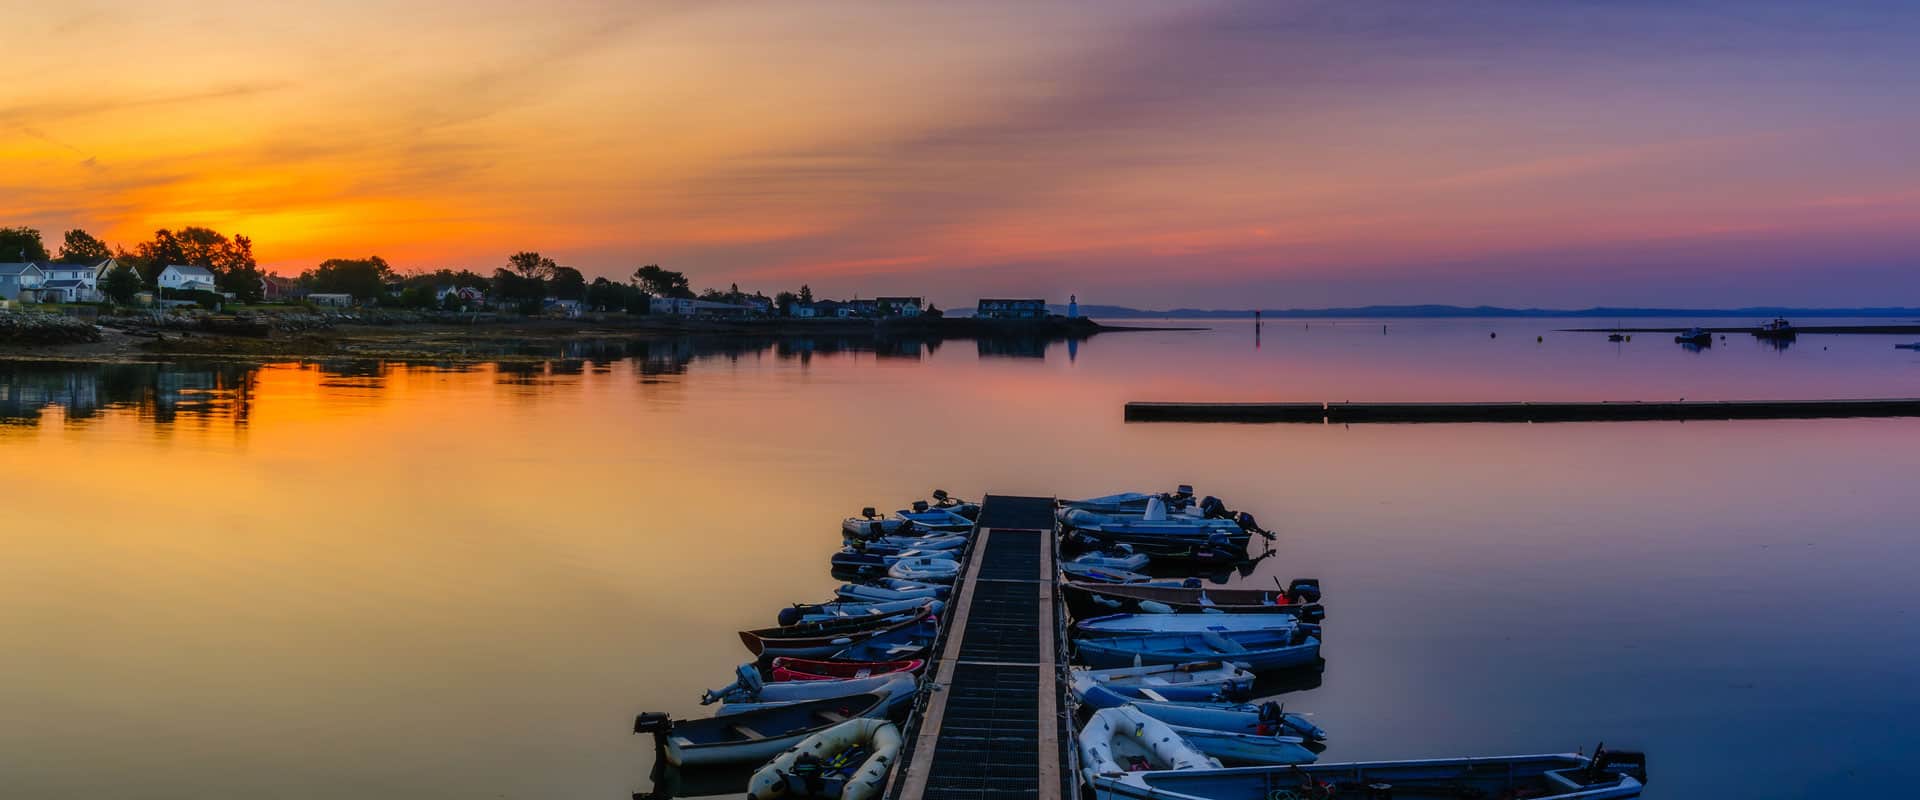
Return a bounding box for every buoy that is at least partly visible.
[1490,332,1497,338]
[1537,335,1543,343]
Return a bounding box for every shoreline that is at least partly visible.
[0,314,1195,365]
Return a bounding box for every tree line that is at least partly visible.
[2,224,820,314]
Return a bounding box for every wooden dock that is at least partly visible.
[888,494,1067,800]
[1125,398,1920,424]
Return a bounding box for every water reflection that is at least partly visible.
[0,360,259,426]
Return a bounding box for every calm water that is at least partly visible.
[5,318,1919,799]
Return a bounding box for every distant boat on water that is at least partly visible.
[1674,327,1712,345]
[1755,317,1796,339]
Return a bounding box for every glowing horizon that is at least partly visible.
[5,1,1918,308]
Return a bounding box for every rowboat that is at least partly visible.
[1078,706,1218,787]
[768,657,924,682]
[831,548,958,571]
[717,673,918,716]
[1069,661,1255,703]
[1074,613,1311,638]
[1116,699,1325,742]
[633,691,895,767]
[1159,721,1316,766]
[1073,627,1321,671]
[887,556,960,583]
[701,662,915,708]
[841,533,968,553]
[779,598,945,626]
[829,619,939,662]
[834,579,948,603]
[1065,549,1151,571]
[1062,581,1323,621]
[1059,562,1154,584]
[746,718,902,800]
[739,603,934,658]
[1085,751,1648,800]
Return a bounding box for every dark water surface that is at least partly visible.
[5,318,1919,799]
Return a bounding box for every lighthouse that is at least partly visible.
[1067,294,1079,319]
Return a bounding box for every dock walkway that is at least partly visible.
[889,494,1066,800]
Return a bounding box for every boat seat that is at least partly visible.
[814,709,849,724]
[1136,688,1169,702]
[726,723,767,741]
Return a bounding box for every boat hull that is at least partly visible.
[1088,753,1646,800]
[1073,633,1321,672]
[1062,582,1324,622]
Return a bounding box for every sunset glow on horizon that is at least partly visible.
[5,0,1918,308]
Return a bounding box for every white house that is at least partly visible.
[157,264,218,293]
[308,293,353,307]
[0,263,46,301]
[876,296,923,317]
[37,259,115,302]
[436,286,486,305]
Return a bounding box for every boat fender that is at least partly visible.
[777,607,804,627]
[1138,600,1176,615]
[1287,579,1322,604]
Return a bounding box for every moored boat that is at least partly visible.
[1113,699,1326,742]
[1084,750,1648,800]
[746,717,902,800]
[1063,581,1323,621]
[887,556,961,583]
[1065,547,1150,572]
[1074,627,1321,671]
[1059,561,1155,584]
[1158,721,1316,766]
[780,598,944,626]
[828,619,939,662]
[632,691,897,767]
[740,602,934,658]
[769,657,925,682]
[717,672,917,716]
[1675,327,1712,345]
[1074,613,1311,638]
[702,662,915,708]
[1078,705,1218,786]
[834,579,948,602]
[1070,661,1255,703]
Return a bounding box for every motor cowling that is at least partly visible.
[1287,578,1322,604]
[633,712,673,735]
[777,606,805,627]
[1198,496,1227,519]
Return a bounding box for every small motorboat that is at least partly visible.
[1674,327,1712,345]
[829,619,939,662]
[1059,562,1155,584]
[701,664,917,713]
[1060,487,1210,516]
[1064,547,1150,572]
[1608,333,1625,342]
[834,579,948,603]
[740,603,934,658]
[718,673,917,716]
[632,690,897,767]
[1074,613,1310,638]
[1062,581,1323,621]
[780,598,944,626]
[746,717,902,800]
[888,556,961,583]
[1073,627,1320,671]
[1118,699,1326,743]
[1896,342,1920,350]
[1084,750,1648,800]
[1070,661,1255,703]
[926,489,979,520]
[1159,720,1316,766]
[769,657,924,682]
[1078,705,1217,788]
[893,504,974,532]
[1060,508,1269,555]
[1755,317,1795,339]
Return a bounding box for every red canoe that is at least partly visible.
[768,657,926,682]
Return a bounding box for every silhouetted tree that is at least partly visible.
[550,266,586,300]
[632,265,692,299]
[100,265,143,305]
[0,227,49,261]
[508,251,557,280]
[57,229,112,263]
[303,257,394,301]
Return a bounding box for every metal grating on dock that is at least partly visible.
[889,494,1061,800]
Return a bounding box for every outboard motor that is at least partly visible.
[1286,578,1322,604]
[932,489,952,506]
[1236,512,1276,540]
[911,500,930,513]
[1197,495,1227,519]
[777,606,805,627]
[632,711,673,757]
[862,507,878,519]
[1174,484,1195,502]
[1593,748,1649,785]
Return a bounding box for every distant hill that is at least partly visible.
[1056,304,1920,319]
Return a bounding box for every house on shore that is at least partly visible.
[649,297,758,318]
[260,274,305,302]
[0,263,46,301]
[37,258,115,302]
[875,296,923,317]
[158,265,218,293]
[789,303,817,318]
[436,286,486,306]
[976,298,1047,319]
[308,293,353,307]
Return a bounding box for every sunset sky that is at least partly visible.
[4,0,1918,308]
